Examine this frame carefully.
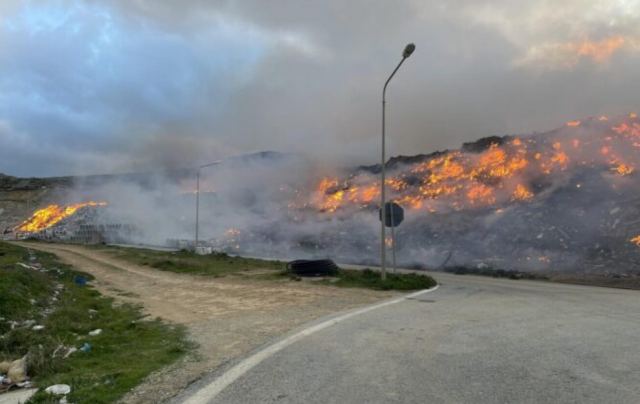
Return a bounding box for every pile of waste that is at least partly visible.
[216,114,640,278]
[0,249,103,402]
[0,357,29,393]
[6,114,640,281]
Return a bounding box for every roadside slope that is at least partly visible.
[13,242,394,403]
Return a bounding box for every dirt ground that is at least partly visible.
[14,242,394,403]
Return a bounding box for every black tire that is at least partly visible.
[287,259,339,277]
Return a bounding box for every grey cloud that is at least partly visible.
[1,0,639,176]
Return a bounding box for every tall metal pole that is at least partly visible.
[381,52,411,281]
[381,87,387,280]
[195,168,200,249]
[390,200,397,273]
[194,160,221,251]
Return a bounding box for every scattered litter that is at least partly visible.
[195,246,213,255]
[7,356,27,383]
[51,345,65,358]
[73,275,87,286]
[59,396,69,404]
[16,262,37,270]
[52,344,77,359]
[79,342,92,353]
[88,329,102,336]
[32,325,45,331]
[63,347,78,358]
[45,384,71,395]
[22,320,36,328]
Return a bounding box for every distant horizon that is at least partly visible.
[2,110,636,179]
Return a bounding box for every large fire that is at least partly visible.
[16,202,108,233]
[311,114,640,214]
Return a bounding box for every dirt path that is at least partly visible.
[14,242,394,403]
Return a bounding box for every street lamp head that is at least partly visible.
[403,43,416,58]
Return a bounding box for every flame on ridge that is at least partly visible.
[17,202,108,233]
[312,115,640,214]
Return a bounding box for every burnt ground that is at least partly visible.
[546,272,640,290]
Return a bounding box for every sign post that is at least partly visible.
[379,202,404,274]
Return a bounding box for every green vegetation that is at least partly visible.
[279,266,436,291]
[92,244,436,291]
[95,245,285,276]
[0,242,190,403]
[315,268,437,291]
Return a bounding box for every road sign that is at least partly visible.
[379,202,404,227]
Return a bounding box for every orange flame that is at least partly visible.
[467,184,496,205]
[512,184,534,201]
[17,202,108,233]
[311,114,640,214]
[611,161,634,176]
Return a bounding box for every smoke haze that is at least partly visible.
[16,114,637,276]
[1,1,640,176]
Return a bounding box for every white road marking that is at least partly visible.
[181,285,440,403]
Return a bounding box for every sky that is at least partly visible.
[1,0,639,177]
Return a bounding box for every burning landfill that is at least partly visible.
[6,113,640,279]
[12,201,136,244]
[16,202,107,234]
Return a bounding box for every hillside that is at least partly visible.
[229,114,640,281]
[3,117,640,285]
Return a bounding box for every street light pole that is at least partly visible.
[195,168,200,248]
[380,43,415,280]
[195,161,221,250]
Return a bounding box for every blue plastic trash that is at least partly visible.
[74,275,87,286]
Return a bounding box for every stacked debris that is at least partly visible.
[0,357,29,393]
[214,114,640,279]
[9,201,142,244]
[5,115,640,283]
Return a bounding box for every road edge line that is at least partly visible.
[181,284,440,403]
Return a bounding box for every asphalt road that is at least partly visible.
[180,271,640,404]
